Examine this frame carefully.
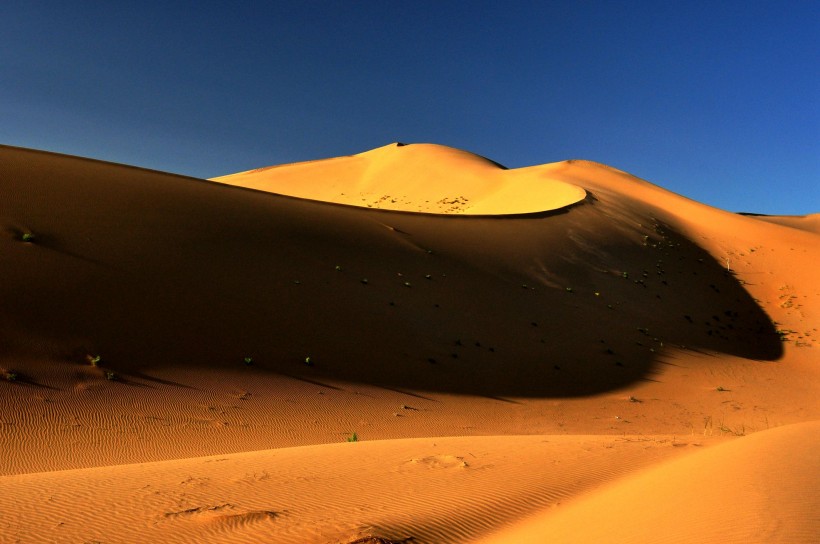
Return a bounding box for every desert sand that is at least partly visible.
[1,142,818,543]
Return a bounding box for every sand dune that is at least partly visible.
[211,142,587,215]
[740,212,820,234]
[1,143,818,542]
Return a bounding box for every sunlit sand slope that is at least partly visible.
[479,421,820,544]
[741,212,820,234]
[211,143,586,214]
[0,434,707,544]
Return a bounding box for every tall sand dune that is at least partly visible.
[1,143,818,542]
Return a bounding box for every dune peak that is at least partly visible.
[211,142,586,215]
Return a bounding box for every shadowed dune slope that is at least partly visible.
[479,421,820,544]
[211,142,587,215]
[0,145,785,399]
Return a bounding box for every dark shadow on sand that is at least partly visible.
[1,149,783,399]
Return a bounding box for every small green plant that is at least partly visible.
[3,370,18,381]
[105,371,117,381]
[565,287,573,293]
[346,432,358,442]
[21,232,35,242]
[304,356,313,366]
[87,354,101,367]
[335,265,342,271]
[244,356,254,366]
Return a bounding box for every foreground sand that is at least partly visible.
[478,421,820,544]
[1,143,818,542]
[1,434,714,543]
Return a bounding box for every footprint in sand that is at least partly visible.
[405,454,469,469]
[163,503,278,529]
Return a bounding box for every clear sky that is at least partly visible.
[2,1,817,214]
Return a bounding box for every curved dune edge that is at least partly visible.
[740,212,820,235]
[0,434,709,544]
[211,143,588,215]
[478,421,820,544]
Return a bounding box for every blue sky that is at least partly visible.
[2,1,817,214]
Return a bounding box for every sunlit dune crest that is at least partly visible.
[1,143,818,543]
[740,212,820,234]
[211,142,588,215]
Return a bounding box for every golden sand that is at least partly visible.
[1,143,818,543]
